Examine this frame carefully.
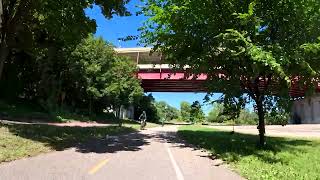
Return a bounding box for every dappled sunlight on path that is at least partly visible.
[0,125,244,180]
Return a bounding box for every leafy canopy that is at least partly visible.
[190,101,205,123]
[179,101,191,121]
[139,0,320,144]
[140,0,320,97]
[71,35,143,110]
[155,101,179,121]
[0,0,130,79]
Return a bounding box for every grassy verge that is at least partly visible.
[0,100,49,121]
[0,118,159,163]
[178,125,320,180]
[0,100,123,123]
[0,100,161,126]
[0,123,136,163]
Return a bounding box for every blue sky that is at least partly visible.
[85,1,146,48]
[85,1,222,114]
[149,92,222,113]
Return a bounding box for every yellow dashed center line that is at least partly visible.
[88,158,109,175]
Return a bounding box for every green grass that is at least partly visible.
[178,125,320,180]
[0,118,159,163]
[0,125,51,163]
[0,100,161,126]
[0,123,136,163]
[0,100,159,163]
[0,100,117,123]
[54,110,120,123]
[0,100,49,121]
[0,100,127,123]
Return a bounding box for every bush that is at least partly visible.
[236,109,258,125]
[266,112,289,125]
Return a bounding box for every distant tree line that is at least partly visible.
[178,101,205,123]
[144,99,205,123]
[207,103,289,125]
[135,97,288,125]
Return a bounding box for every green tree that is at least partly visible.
[0,0,132,115]
[180,101,191,121]
[265,111,289,125]
[106,57,144,125]
[70,35,115,114]
[238,109,258,125]
[134,94,159,123]
[71,35,143,126]
[155,101,167,120]
[155,101,179,121]
[0,0,129,80]
[166,105,180,121]
[207,103,225,123]
[190,101,205,123]
[140,0,320,145]
[207,102,257,124]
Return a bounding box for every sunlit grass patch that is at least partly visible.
[0,123,136,163]
[178,126,320,180]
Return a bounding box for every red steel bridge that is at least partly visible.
[115,47,319,97]
[115,47,320,124]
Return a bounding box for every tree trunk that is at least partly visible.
[0,0,7,81]
[0,44,8,81]
[116,107,122,127]
[256,97,266,146]
[89,96,92,116]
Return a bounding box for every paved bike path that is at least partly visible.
[0,126,244,180]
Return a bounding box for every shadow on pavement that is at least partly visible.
[76,132,151,153]
[1,122,195,156]
[2,122,314,166]
[1,123,150,154]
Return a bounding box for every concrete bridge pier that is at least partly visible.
[291,95,320,124]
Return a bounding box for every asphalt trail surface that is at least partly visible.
[0,126,243,180]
